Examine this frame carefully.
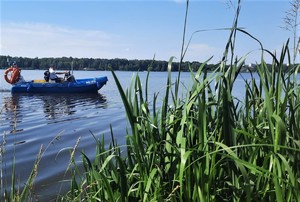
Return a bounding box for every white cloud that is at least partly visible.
[0,22,128,59]
[0,22,225,63]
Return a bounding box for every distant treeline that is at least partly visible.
[0,55,220,72]
[1,55,295,72]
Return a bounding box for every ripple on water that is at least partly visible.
[0,91,123,200]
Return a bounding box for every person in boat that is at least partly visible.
[48,64,66,83]
[11,61,18,68]
[4,61,25,84]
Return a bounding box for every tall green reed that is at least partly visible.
[62,0,300,201]
[63,48,299,201]
[3,0,300,201]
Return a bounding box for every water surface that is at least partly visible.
[0,70,252,200]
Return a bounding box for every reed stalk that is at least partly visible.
[62,1,300,201]
[63,45,300,201]
[3,0,300,201]
[1,131,62,201]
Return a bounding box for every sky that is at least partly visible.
[0,0,296,64]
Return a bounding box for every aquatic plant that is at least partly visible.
[61,1,300,201]
[2,0,300,201]
[0,130,62,201]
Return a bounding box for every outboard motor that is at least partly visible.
[44,70,50,82]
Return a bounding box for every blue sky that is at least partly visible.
[0,0,294,64]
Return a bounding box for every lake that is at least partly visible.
[0,69,250,200]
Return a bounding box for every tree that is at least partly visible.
[282,0,300,64]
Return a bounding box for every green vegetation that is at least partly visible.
[0,55,295,73]
[0,55,213,72]
[61,1,300,201]
[2,0,300,201]
[60,47,300,201]
[60,1,300,201]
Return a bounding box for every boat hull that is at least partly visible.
[11,76,108,94]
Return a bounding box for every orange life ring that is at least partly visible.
[4,67,21,84]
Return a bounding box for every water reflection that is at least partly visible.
[0,93,109,200]
[1,95,23,134]
[40,93,107,120]
[1,93,108,133]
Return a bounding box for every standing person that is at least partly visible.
[4,61,24,84]
[49,64,66,83]
[12,62,25,82]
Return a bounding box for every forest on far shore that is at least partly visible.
[0,55,213,72]
[0,55,291,72]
